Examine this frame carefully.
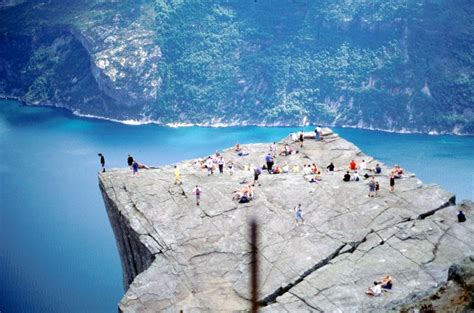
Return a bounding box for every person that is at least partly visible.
[392,165,404,178]
[205,157,214,176]
[349,160,357,171]
[235,143,242,152]
[265,153,274,173]
[218,156,225,174]
[375,180,380,196]
[316,125,323,141]
[311,163,318,174]
[292,164,300,173]
[253,166,262,186]
[378,275,393,289]
[127,154,134,171]
[390,174,395,192]
[375,164,382,174]
[299,131,304,148]
[359,160,367,171]
[343,171,351,182]
[458,210,466,223]
[269,142,276,158]
[315,171,322,181]
[174,165,181,185]
[314,126,320,141]
[282,164,289,173]
[132,161,139,176]
[228,160,234,176]
[98,153,105,172]
[294,204,304,226]
[326,162,335,172]
[353,171,360,182]
[193,185,202,206]
[366,282,382,296]
[368,177,376,197]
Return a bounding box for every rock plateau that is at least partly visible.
[99,129,474,312]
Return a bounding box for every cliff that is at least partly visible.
[2,1,474,133]
[99,129,474,312]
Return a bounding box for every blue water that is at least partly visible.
[0,99,473,312]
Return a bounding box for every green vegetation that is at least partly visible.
[0,0,473,133]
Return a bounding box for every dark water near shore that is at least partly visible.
[1,99,473,312]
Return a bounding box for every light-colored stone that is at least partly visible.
[99,129,473,312]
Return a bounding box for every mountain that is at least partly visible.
[1,0,473,133]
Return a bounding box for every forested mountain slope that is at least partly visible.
[1,0,473,133]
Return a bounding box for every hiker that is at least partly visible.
[326,162,335,172]
[316,125,323,141]
[269,142,277,158]
[132,161,139,176]
[265,153,274,173]
[343,171,351,182]
[253,166,262,186]
[205,157,214,176]
[98,153,105,172]
[392,165,404,178]
[228,160,234,176]
[390,174,395,192]
[294,204,304,226]
[192,185,202,206]
[368,177,376,197]
[174,165,181,185]
[127,154,134,171]
[218,156,225,174]
[349,160,358,171]
[375,164,382,174]
[366,282,383,296]
[299,131,304,147]
[359,160,367,171]
[458,210,466,223]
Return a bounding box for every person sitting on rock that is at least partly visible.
[349,160,358,171]
[352,171,360,182]
[375,164,382,174]
[359,160,367,171]
[311,163,318,174]
[282,164,289,173]
[315,171,322,181]
[366,282,382,296]
[235,143,242,152]
[326,162,335,172]
[458,210,466,223]
[280,144,291,156]
[377,275,392,289]
[343,171,351,182]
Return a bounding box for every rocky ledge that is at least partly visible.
[99,129,473,312]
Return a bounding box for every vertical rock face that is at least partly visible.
[99,130,474,312]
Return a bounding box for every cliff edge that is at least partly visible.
[99,129,474,312]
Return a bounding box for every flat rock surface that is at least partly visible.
[99,129,474,312]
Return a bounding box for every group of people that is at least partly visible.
[342,159,396,196]
[366,275,393,296]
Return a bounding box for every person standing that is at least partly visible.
[174,165,181,185]
[127,154,134,172]
[205,157,214,176]
[368,177,376,197]
[390,174,395,192]
[218,156,225,174]
[299,131,304,148]
[265,153,274,173]
[253,166,262,186]
[294,204,305,226]
[98,153,105,172]
[193,185,202,206]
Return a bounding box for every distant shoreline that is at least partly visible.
[1,95,472,136]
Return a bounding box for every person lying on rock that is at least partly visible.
[366,282,383,296]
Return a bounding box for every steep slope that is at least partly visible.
[1,1,473,133]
